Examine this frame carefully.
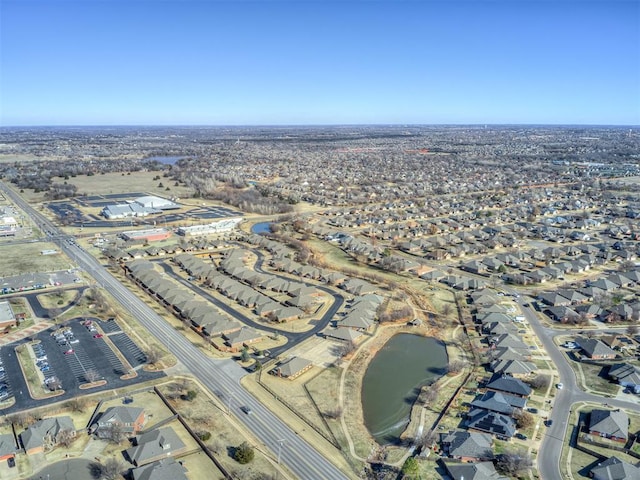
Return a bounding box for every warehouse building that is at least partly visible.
[176,217,243,237]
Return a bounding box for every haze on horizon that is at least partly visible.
[1,0,639,127]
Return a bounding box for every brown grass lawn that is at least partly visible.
[157,379,284,480]
[562,405,640,478]
[58,171,195,199]
[0,242,72,276]
[37,289,79,309]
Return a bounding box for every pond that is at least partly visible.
[251,222,272,234]
[145,156,185,165]
[361,333,448,444]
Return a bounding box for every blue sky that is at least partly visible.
[1,0,638,126]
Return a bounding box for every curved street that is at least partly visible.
[156,249,344,358]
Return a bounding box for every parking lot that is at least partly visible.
[0,317,164,414]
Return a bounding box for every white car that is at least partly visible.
[556,383,564,389]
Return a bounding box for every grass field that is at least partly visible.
[0,242,71,276]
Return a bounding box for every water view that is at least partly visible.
[251,222,272,234]
[361,333,448,444]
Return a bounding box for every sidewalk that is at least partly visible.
[0,321,54,346]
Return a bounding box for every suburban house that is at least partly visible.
[439,430,494,462]
[588,409,629,443]
[466,409,516,440]
[608,363,640,393]
[470,391,526,416]
[442,461,508,480]
[484,373,532,398]
[20,416,75,455]
[222,327,263,351]
[273,357,313,380]
[589,456,640,480]
[125,427,187,466]
[93,406,146,439]
[577,337,618,360]
[131,458,188,480]
[0,433,17,461]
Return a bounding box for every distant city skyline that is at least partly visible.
[1,0,639,126]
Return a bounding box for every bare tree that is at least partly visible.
[496,450,534,476]
[144,347,162,365]
[99,457,124,480]
[103,423,126,444]
[84,369,101,383]
[528,374,551,390]
[66,397,89,412]
[447,359,467,374]
[56,429,75,448]
[513,410,535,429]
[627,324,639,337]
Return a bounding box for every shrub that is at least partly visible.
[234,441,255,464]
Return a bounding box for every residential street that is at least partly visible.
[518,296,640,480]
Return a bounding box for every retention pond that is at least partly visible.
[361,333,448,444]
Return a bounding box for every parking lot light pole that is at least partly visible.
[277,438,285,465]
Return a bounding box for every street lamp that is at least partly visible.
[277,438,285,465]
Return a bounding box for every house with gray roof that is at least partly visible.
[125,427,187,466]
[131,458,188,480]
[439,430,494,462]
[442,461,508,480]
[466,409,516,440]
[485,373,532,398]
[94,406,146,439]
[608,363,640,393]
[470,390,526,415]
[588,409,629,443]
[273,357,313,380]
[489,359,536,377]
[20,416,75,455]
[577,337,617,360]
[590,456,640,480]
[0,433,17,461]
[223,327,263,350]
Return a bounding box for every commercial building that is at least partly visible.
[101,195,179,219]
[176,217,243,237]
[120,228,172,243]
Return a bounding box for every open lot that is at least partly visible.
[0,243,72,277]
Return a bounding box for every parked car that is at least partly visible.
[64,349,74,355]
[93,334,103,339]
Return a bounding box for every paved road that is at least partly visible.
[1,181,348,480]
[158,249,344,358]
[516,295,640,480]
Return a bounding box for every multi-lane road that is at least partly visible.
[0,181,348,480]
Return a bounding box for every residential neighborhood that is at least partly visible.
[0,125,638,479]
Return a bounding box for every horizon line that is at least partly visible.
[1,123,639,129]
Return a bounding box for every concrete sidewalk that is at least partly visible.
[0,321,53,346]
